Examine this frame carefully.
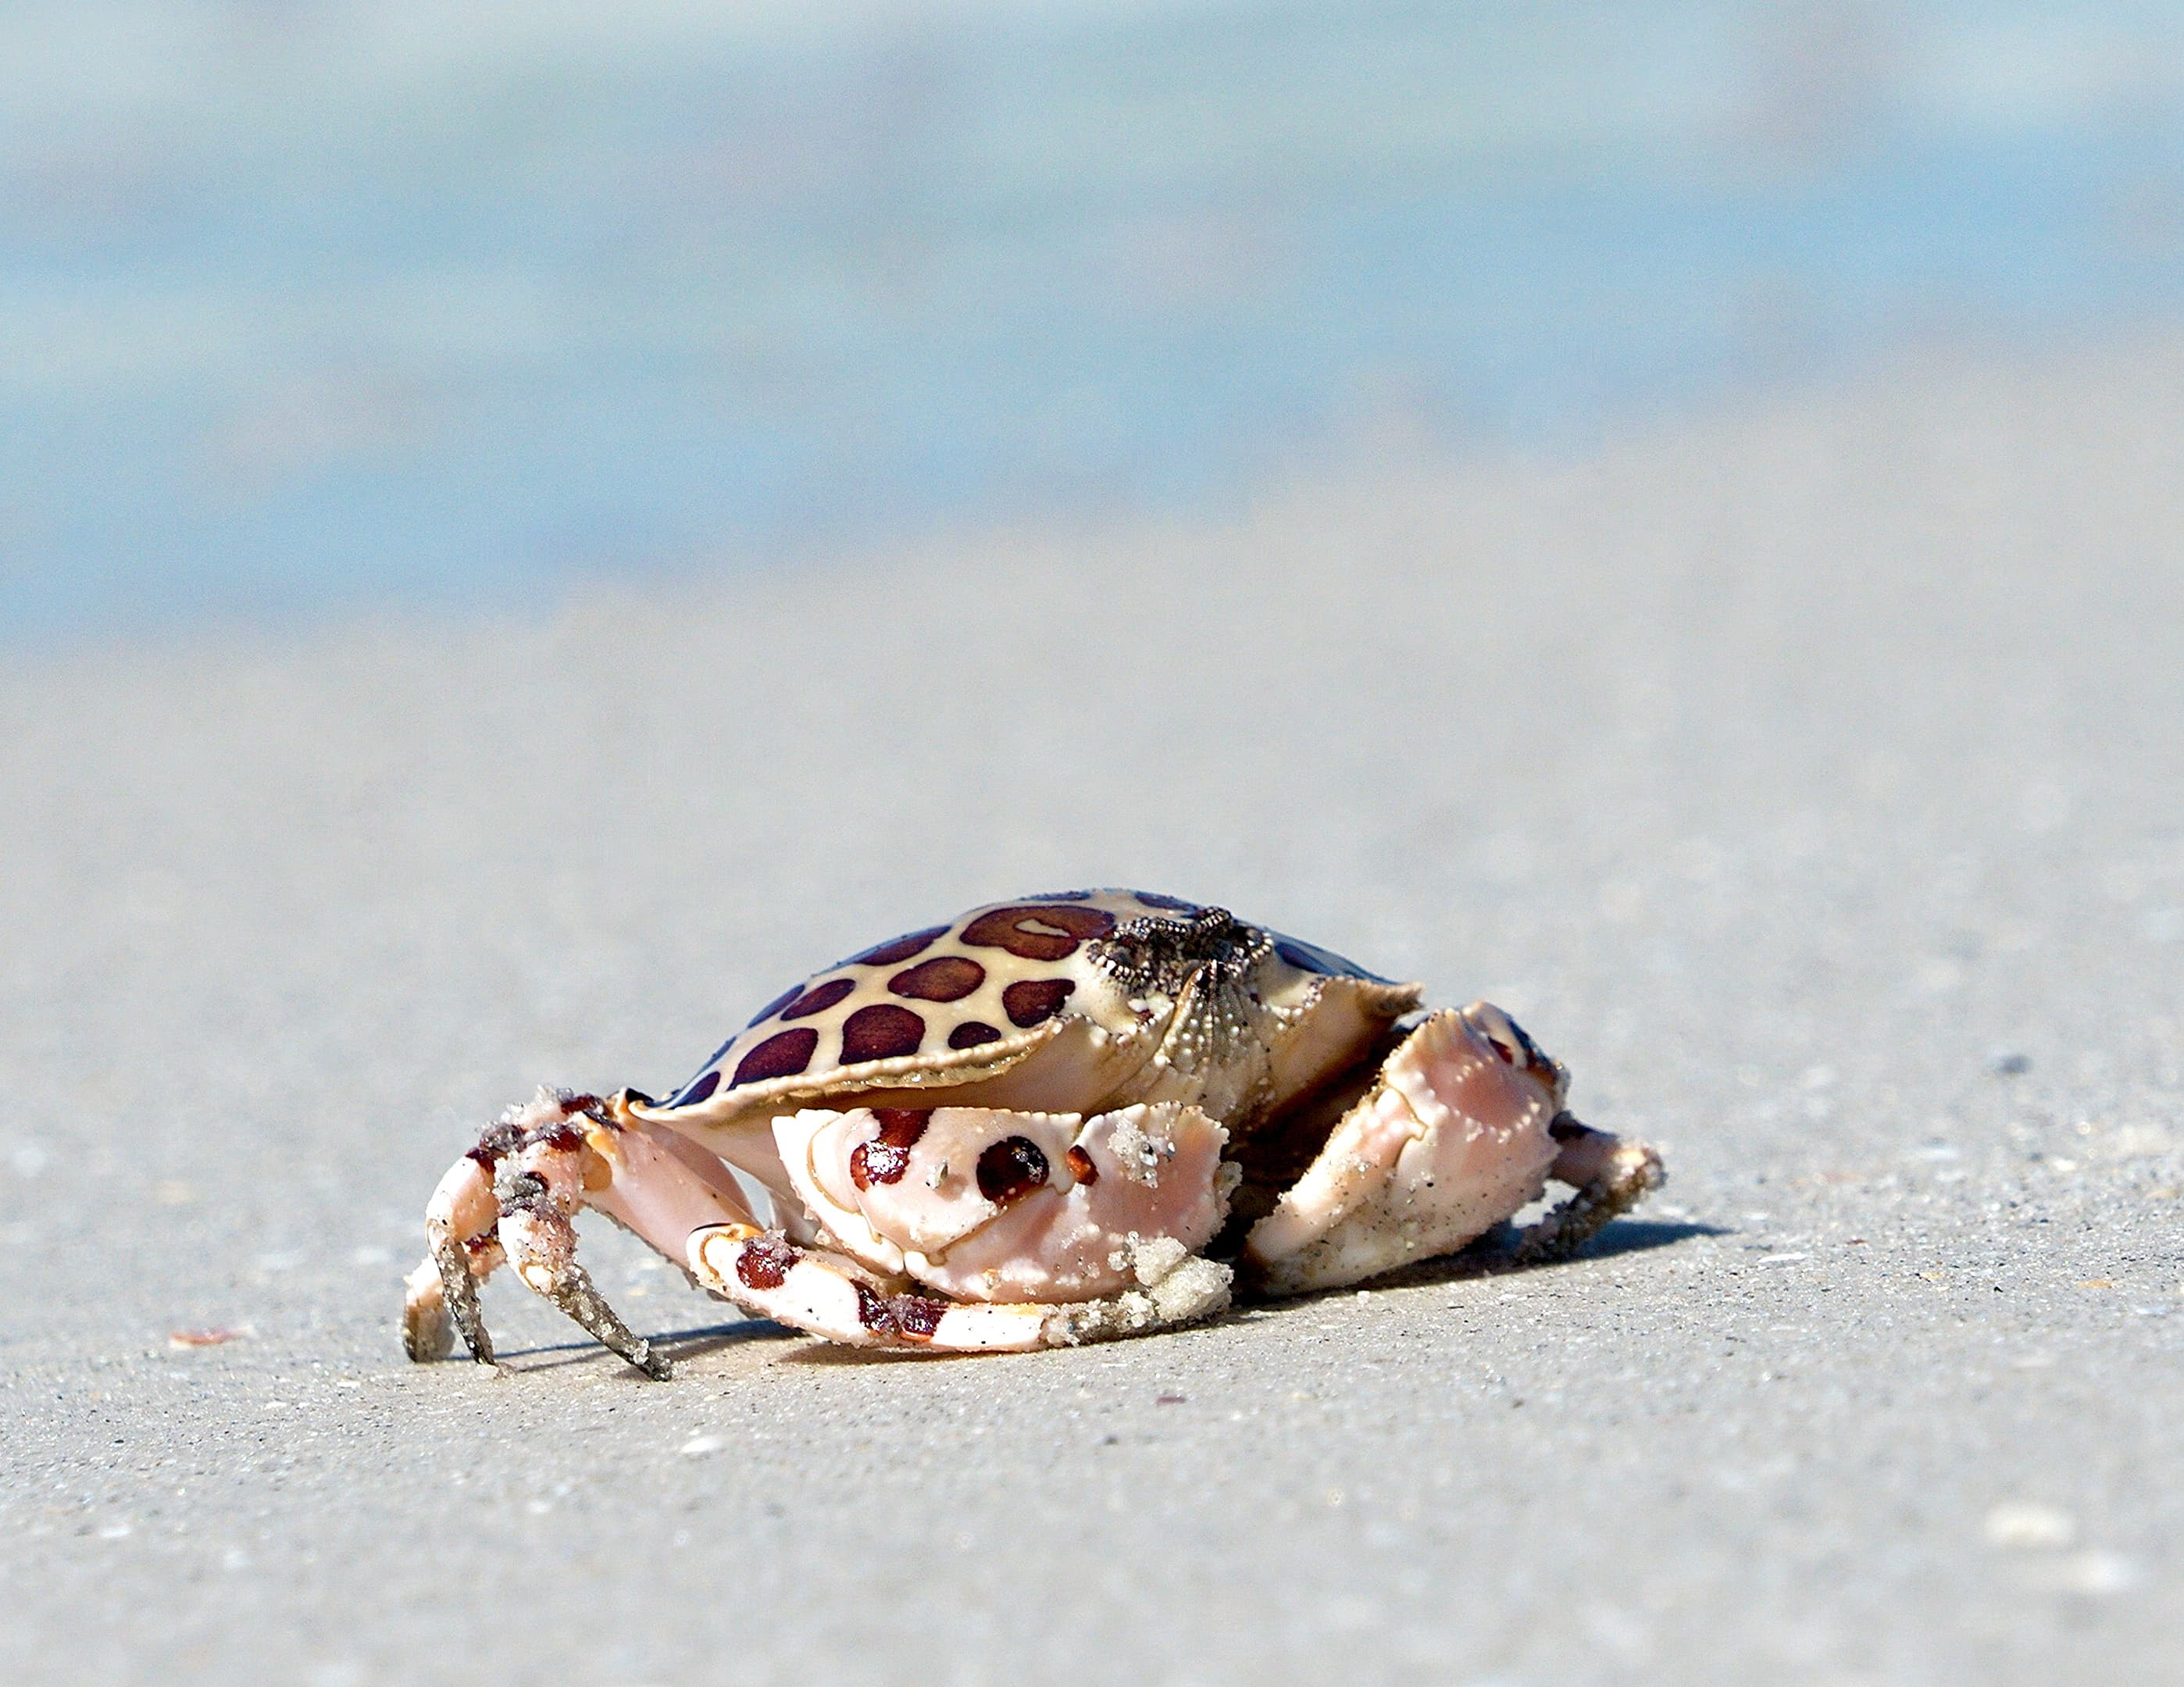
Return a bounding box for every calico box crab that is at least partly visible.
[403,891,1661,1376]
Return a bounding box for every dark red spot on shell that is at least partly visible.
[732,1027,820,1086]
[889,1294,948,1340]
[850,1109,930,1189]
[736,1233,800,1291]
[747,985,802,1026]
[840,1003,925,1064]
[1486,1035,1517,1064]
[888,956,985,1002]
[848,1286,953,1341]
[976,1136,1050,1207]
[673,1069,721,1108]
[948,1021,1004,1050]
[962,903,1118,962]
[669,1037,737,1099]
[848,926,950,967]
[1002,977,1076,1028]
[848,1143,908,1190]
[1064,1144,1097,1185]
[1132,890,1201,911]
[871,1106,931,1137]
[780,978,856,1020]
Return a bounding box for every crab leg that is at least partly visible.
[401,1090,758,1378]
[495,1154,672,1381]
[687,1225,1232,1353]
[403,1150,505,1365]
[1511,1117,1665,1262]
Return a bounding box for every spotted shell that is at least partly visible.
[628,890,1418,1135]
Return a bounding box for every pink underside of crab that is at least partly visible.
[661,1100,1240,1352]
[776,1102,1230,1301]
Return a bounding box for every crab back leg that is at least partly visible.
[1240,1005,1660,1294]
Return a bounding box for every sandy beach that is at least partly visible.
[2,337,2181,1684]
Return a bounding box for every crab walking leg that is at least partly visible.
[401,1090,761,1377]
[687,1225,1233,1353]
[495,1154,673,1381]
[1511,1117,1665,1263]
[402,1153,505,1364]
[498,1111,773,1378]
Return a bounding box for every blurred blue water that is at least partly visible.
[3,2,2182,643]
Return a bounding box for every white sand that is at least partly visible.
[2,339,2181,1684]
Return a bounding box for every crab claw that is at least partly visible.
[1512,1114,1665,1262]
[1241,1008,1661,1292]
[405,1153,503,1367]
[1241,1007,1566,1293]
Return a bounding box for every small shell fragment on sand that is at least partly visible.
[168,1326,252,1349]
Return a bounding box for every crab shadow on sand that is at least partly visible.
[1216,1215,1728,1332]
[1311,1214,1722,1293]
[774,1216,1729,1368]
[476,1218,1726,1375]
[481,1314,795,1375]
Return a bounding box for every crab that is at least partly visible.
[402,891,1662,1376]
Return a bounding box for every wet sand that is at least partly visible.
[2,338,2180,1685]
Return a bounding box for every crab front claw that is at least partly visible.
[1240,1006,1659,1293]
